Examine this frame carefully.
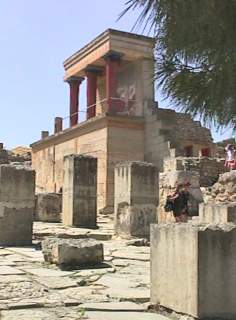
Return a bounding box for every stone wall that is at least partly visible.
[31,115,144,213]
[208,170,236,203]
[163,156,226,187]
[114,161,158,238]
[144,108,215,171]
[199,202,236,224]
[151,223,236,319]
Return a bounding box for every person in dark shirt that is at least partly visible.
[170,182,190,222]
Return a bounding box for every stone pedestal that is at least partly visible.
[151,223,236,319]
[0,165,35,246]
[199,202,236,224]
[35,193,62,222]
[62,155,97,227]
[114,161,158,238]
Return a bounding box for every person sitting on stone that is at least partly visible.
[225,144,236,170]
[169,182,190,222]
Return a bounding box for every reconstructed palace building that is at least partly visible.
[31,29,214,213]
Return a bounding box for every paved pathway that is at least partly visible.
[0,216,170,319]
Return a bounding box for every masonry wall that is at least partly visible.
[144,108,215,171]
[163,157,226,187]
[106,122,144,210]
[32,116,144,213]
[32,126,107,211]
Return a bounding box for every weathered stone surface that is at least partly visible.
[210,170,236,203]
[80,301,147,311]
[199,202,236,224]
[0,207,33,246]
[35,193,61,222]
[0,165,35,246]
[163,156,226,187]
[62,155,97,228]
[115,161,158,238]
[151,223,236,319]
[0,266,25,275]
[42,238,104,267]
[0,150,9,165]
[35,276,77,289]
[86,311,168,320]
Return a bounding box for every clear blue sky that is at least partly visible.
[0,0,233,148]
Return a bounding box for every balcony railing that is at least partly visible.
[56,97,136,131]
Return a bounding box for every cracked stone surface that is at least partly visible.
[0,215,170,319]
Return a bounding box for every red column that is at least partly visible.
[104,51,122,113]
[54,117,63,134]
[66,76,84,127]
[85,68,99,119]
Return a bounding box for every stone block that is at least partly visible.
[0,207,33,246]
[0,150,9,164]
[35,193,62,222]
[42,238,104,267]
[0,165,35,246]
[151,223,236,319]
[115,161,158,238]
[0,165,35,207]
[62,154,97,228]
[199,202,236,224]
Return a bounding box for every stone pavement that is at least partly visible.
[0,215,171,319]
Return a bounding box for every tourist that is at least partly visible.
[169,182,190,222]
[225,144,236,170]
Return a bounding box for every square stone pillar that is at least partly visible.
[62,155,97,228]
[151,223,236,319]
[0,165,35,246]
[114,161,158,238]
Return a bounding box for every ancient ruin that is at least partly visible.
[0,28,236,319]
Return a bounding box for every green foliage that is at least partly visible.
[122,0,236,130]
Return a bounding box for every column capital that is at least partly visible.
[65,76,84,84]
[103,50,123,61]
[85,65,103,74]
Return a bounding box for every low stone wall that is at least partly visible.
[199,202,236,224]
[114,161,158,238]
[163,156,226,187]
[151,223,236,319]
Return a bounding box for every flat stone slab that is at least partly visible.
[1,309,58,320]
[0,266,25,275]
[42,238,104,267]
[112,250,149,261]
[35,276,78,289]
[0,275,27,283]
[86,311,170,320]
[81,301,147,311]
[21,267,74,277]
